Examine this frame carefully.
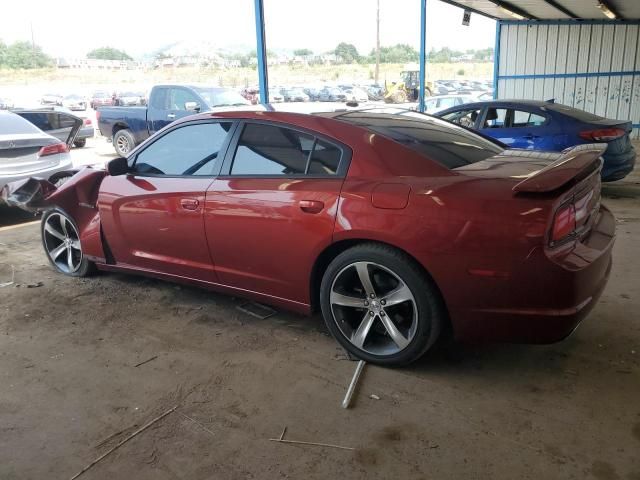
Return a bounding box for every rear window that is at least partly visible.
[330,111,503,169]
[544,103,604,122]
[0,112,42,135]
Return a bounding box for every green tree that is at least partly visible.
[369,43,419,63]
[334,42,360,63]
[0,40,7,66]
[1,41,52,69]
[293,48,313,56]
[87,47,132,61]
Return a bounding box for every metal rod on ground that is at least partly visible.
[342,360,366,409]
[268,437,355,451]
[69,406,178,480]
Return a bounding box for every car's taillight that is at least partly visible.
[578,128,625,142]
[96,111,101,121]
[84,118,92,125]
[551,203,576,243]
[38,143,69,157]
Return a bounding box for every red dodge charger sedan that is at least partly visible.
[2,109,615,365]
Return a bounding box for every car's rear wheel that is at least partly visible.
[113,129,135,156]
[41,209,94,277]
[320,243,443,366]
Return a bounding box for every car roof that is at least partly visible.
[449,99,555,108]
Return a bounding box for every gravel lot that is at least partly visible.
[0,146,639,480]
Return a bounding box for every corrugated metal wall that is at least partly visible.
[496,21,640,139]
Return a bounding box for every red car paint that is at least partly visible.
[8,111,615,345]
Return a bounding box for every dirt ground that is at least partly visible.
[1,173,639,480]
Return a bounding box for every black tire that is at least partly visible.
[320,243,444,366]
[73,138,86,148]
[113,129,135,157]
[41,208,95,277]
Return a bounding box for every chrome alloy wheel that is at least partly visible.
[330,261,418,356]
[115,134,130,155]
[43,213,82,274]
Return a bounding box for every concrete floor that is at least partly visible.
[0,165,639,480]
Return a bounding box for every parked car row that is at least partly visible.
[36,90,148,111]
[242,83,378,104]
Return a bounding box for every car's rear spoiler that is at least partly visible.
[512,143,606,193]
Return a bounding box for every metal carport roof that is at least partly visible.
[440,0,640,20]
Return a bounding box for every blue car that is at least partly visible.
[436,99,636,181]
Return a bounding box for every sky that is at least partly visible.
[0,0,496,58]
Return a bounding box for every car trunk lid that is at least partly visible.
[454,144,605,193]
[0,133,63,176]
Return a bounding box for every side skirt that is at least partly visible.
[94,262,312,315]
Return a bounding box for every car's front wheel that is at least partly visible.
[41,209,95,277]
[320,244,444,366]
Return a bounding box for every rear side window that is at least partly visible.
[545,103,604,121]
[512,110,546,127]
[483,108,508,128]
[330,111,503,169]
[441,108,482,128]
[134,122,232,176]
[230,123,342,176]
[308,140,341,175]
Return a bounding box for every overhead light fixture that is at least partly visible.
[597,2,617,19]
[498,5,526,20]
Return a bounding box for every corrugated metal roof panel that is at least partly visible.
[444,0,640,20]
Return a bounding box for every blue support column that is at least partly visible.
[493,21,501,99]
[254,0,269,104]
[418,0,427,112]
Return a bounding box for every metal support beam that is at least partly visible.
[541,0,579,19]
[254,0,269,104]
[418,0,427,112]
[437,0,498,20]
[493,21,501,99]
[488,0,538,20]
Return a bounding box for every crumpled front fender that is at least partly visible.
[1,177,59,212]
[2,167,109,263]
[1,168,106,213]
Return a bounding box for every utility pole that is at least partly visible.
[30,22,36,68]
[375,0,380,84]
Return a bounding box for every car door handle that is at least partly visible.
[180,198,199,210]
[167,113,176,119]
[299,200,324,214]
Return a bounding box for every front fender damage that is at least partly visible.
[1,167,109,263]
[1,168,106,213]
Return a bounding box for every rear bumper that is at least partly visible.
[76,126,95,140]
[0,156,73,192]
[602,142,636,182]
[451,205,615,344]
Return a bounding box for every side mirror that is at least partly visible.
[185,101,201,112]
[107,157,129,176]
